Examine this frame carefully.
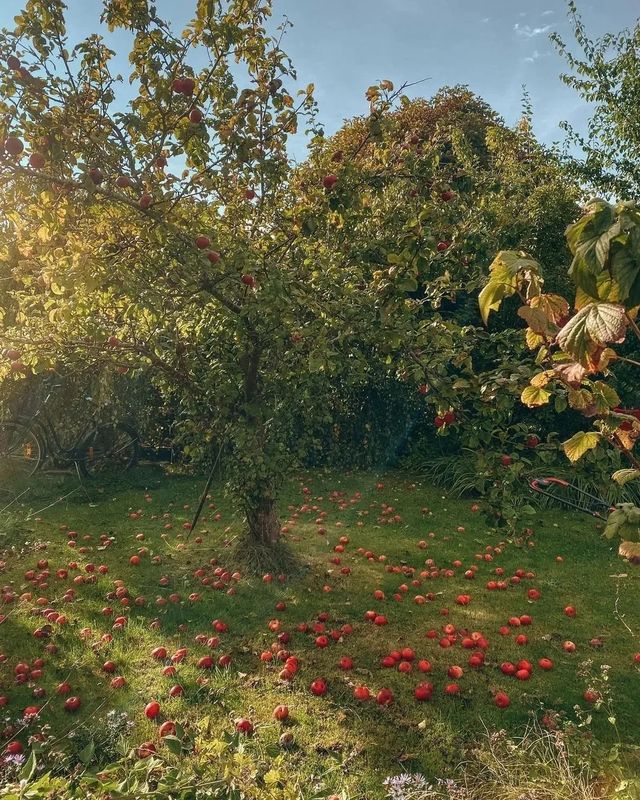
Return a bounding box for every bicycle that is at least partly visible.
[0,380,139,483]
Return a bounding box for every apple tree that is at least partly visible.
[0,1,585,552]
[0,1,493,554]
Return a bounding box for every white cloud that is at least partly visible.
[481,16,490,23]
[523,49,551,63]
[541,9,554,16]
[514,23,552,38]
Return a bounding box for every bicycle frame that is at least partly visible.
[13,386,96,466]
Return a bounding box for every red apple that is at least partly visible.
[376,687,394,706]
[4,136,24,156]
[273,705,289,721]
[353,686,370,701]
[64,696,81,712]
[144,701,161,720]
[159,720,176,737]
[322,174,338,190]
[310,678,327,696]
[235,718,253,735]
[28,152,45,169]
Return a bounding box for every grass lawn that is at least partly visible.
[0,467,639,798]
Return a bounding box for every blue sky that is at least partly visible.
[2,1,638,159]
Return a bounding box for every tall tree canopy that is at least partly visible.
[553,0,640,198]
[0,0,581,555]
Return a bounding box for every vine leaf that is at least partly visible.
[556,302,627,365]
[521,385,551,407]
[562,430,601,462]
[612,469,640,486]
[479,251,541,324]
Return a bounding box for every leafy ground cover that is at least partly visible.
[0,468,638,798]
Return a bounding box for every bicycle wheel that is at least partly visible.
[80,423,139,479]
[0,421,43,482]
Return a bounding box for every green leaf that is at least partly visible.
[554,395,568,413]
[604,504,640,540]
[566,200,615,272]
[162,735,183,755]
[562,431,602,462]
[612,469,640,486]
[78,740,95,765]
[20,750,37,782]
[592,381,620,412]
[600,244,640,305]
[308,352,326,372]
[397,276,418,292]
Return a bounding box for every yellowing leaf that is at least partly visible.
[567,387,593,410]
[526,327,545,349]
[575,286,598,310]
[562,431,602,462]
[518,305,557,337]
[612,469,640,486]
[530,293,570,324]
[554,361,587,386]
[521,385,551,407]
[619,541,640,559]
[479,251,542,324]
[530,371,551,388]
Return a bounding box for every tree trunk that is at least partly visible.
[240,340,281,546]
[246,495,281,545]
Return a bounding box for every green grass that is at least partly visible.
[0,467,639,798]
